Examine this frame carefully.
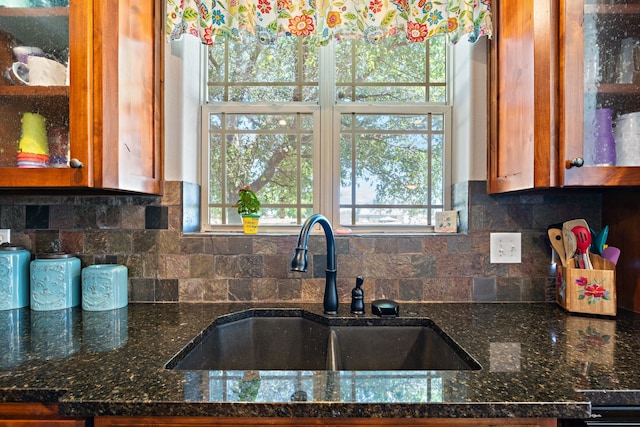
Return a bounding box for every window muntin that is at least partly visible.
[202,34,450,232]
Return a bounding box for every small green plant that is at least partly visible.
[236,185,260,216]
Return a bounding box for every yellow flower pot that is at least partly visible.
[242,214,260,234]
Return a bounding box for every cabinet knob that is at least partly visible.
[69,158,84,168]
[566,157,584,168]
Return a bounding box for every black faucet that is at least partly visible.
[290,214,338,315]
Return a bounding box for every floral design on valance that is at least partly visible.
[166,0,492,45]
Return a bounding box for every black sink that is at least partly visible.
[166,310,480,371]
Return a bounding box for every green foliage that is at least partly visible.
[236,186,261,215]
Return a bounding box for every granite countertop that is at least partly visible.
[1,302,639,420]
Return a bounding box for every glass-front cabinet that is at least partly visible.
[489,0,640,193]
[0,0,161,193]
[0,1,92,186]
[563,0,640,186]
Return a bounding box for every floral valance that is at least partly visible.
[166,0,493,45]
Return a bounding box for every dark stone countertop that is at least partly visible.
[1,302,639,420]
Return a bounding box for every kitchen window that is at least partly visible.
[201,34,451,233]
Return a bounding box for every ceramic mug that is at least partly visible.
[12,46,44,63]
[4,61,29,85]
[26,56,66,86]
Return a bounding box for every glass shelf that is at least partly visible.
[0,8,68,51]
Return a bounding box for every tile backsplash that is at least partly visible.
[0,181,601,304]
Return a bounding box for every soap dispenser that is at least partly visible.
[350,276,365,315]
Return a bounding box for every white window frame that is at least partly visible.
[200,41,452,234]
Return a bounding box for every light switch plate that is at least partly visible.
[490,232,521,263]
[0,229,10,244]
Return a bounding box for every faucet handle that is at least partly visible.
[351,276,365,315]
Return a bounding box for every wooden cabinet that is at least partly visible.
[0,0,162,194]
[94,417,557,427]
[0,402,86,426]
[602,190,640,313]
[489,0,640,193]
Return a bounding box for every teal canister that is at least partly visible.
[30,253,81,311]
[81,264,128,311]
[0,243,31,310]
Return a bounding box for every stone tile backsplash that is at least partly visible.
[0,181,602,304]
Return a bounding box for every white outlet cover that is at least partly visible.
[490,232,522,264]
[0,229,10,244]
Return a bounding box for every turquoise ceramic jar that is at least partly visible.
[0,244,31,310]
[81,264,128,311]
[30,253,81,311]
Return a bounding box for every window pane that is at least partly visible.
[340,113,444,226]
[428,36,447,82]
[335,36,446,103]
[207,35,319,103]
[206,112,314,226]
[431,134,444,205]
[430,86,446,103]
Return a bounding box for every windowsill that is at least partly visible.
[182,231,464,237]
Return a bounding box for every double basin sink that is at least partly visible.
[166,309,480,371]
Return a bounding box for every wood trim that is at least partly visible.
[558,0,585,187]
[0,403,86,426]
[94,417,558,427]
[155,0,165,196]
[487,0,499,194]
[91,0,115,190]
[68,0,93,187]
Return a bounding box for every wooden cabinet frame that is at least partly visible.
[0,0,162,194]
[489,0,640,193]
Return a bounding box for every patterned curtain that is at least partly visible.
[166,0,492,45]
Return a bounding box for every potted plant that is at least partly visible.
[236,185,261,234]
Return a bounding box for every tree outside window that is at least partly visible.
[202,34,450,232]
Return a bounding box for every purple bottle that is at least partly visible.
[592,108,616,166]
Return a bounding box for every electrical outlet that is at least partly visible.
[490,232,521,263]
[0,229,9,244]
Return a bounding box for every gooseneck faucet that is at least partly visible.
[291,214,338,315]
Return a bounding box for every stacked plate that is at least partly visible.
[614,111,640,166]
[16,152,49,168]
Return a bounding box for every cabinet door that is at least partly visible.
[92,0,162,194]
[562,0,640,186]
[488,0,559,193]
[0,1,92,187]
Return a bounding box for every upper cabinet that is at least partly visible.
[489,0,640,193]
[0,0,162,194]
